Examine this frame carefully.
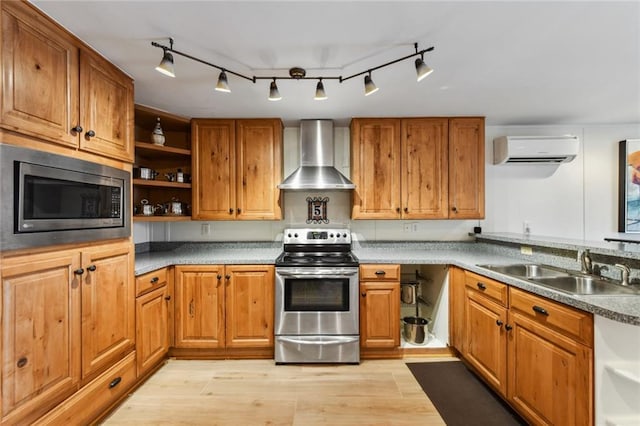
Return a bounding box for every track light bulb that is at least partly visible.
[215,71,230,93]
[415,57,433,82]
[155,49,175,78]
[268,80,281,101]
[364,74,378,96]
[314,80,327,100]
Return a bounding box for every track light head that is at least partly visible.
[415,56,433,82]
[364,73,378,96]
[215,71,230,93]
[268,79,282,101]
[155,49,175,78]
[314,79,327,101]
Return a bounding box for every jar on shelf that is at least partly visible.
[151,117,165,145]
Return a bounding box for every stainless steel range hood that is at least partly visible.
[278,119,355,190]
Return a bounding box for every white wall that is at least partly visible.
[133,123,640,243]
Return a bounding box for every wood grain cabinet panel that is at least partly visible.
[0,1,133,162]
[351,117,484,219]
[1,249,82,425]
[192,118,282,220]
[80,241,135,381]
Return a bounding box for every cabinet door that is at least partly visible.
[351,118,402,219]
[136,285,169,375]
[1,249,81,424]
[401,118,449,218]
[80,241,135,380]
[225,265,275,348]
[236,119,282,220]
[79,49,134,162]
[464,288,508,396]
[359,282,400,348]
[448,117,485,219]
[448,266,466,353]
[174,265,225,348]
[0,0,79,148]
[191,119,236,219]
[508,310,593,426]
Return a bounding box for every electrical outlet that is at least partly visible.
[520,246,533,255]
[201,223,211,235]
[411,223,418,232]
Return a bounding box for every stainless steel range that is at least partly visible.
[274,228,360,364]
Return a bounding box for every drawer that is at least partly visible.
[360,264,400,281]
[464,271,508,307]
[35,352,136,425]
[509,287,593,346]
[136,267,168,296]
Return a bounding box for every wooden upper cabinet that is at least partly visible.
[0,1,133,162]
[351,118,401,219]
[236,120,282,220]
[192,119,236,219]
[78,49,134,162]
[449,117,485,219]
[351,116,484,220]
[1,0,79,148]
[191,118,282,220]
[80,241,135,381]
[1,249,82,425]
[401,118,449,219]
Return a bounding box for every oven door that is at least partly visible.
[275,267,359,336]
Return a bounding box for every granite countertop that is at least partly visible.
[135,240,640,326]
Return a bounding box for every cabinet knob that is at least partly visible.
[396,207,401,213]
[225,274,231,280]
[237,208,241,214]
[85,130,96,138]
[361,292,366,297]
[505,324,513,331]
[476,282,486,290]
[16,357,28,368]
[217,274,222,280]
[452,206,458,213]
[164,295,171,301]
[150,277,159,284]
[404,207,409,213]
[74,268,84,275]
[229,208,234,214]
[496,320,503,327]
[87,265,97,272]
[71,125,83,134]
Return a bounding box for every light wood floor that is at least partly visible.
[103,357,456,425]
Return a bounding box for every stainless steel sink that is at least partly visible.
[477,263,640,296]
[530,276,640,296]
[477,263,572,279]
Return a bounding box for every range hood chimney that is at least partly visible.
[278,119,355,190]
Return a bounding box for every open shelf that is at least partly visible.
[133,179,191,189]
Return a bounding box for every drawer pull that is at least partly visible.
[505,324,513,331]
[109,377,122,389]
[150,277,159,283]
[87,265,97,272]
[496,320,503,327]
[532,305,549,316]
[17,357,28,368]
[374,270,386,276]
[476,282,487,290]
[74,268,84,275]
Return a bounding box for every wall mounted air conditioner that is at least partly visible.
[493,135,580,164]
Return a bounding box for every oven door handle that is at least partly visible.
[278,336,359,345]
[276,271,358,278]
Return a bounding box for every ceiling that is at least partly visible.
[31,1,640,127]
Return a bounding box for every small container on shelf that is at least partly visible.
[151,117,165,146]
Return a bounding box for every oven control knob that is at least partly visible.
[294,233,298,238]
[343,233,348,238]
[330,233,334,238]
[287,233,292,238]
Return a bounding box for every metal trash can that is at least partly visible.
[402,316,430,344]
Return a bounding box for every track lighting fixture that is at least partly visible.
[215,70,230,92]
[155,38,175,78]
[151,40,434,100]
[268,79,282,101]
[314,79,327,100]
[364,73,378,96]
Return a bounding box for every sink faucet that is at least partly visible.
[580,249,593,274]
[614,264,631,286]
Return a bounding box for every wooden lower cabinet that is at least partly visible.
[450,268,594,425]
[135,268,172,376]
[359,265,400,349]
[174,264,274,351]
[0,239,134,425]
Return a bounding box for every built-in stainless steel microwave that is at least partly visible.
[1,144,131,250]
